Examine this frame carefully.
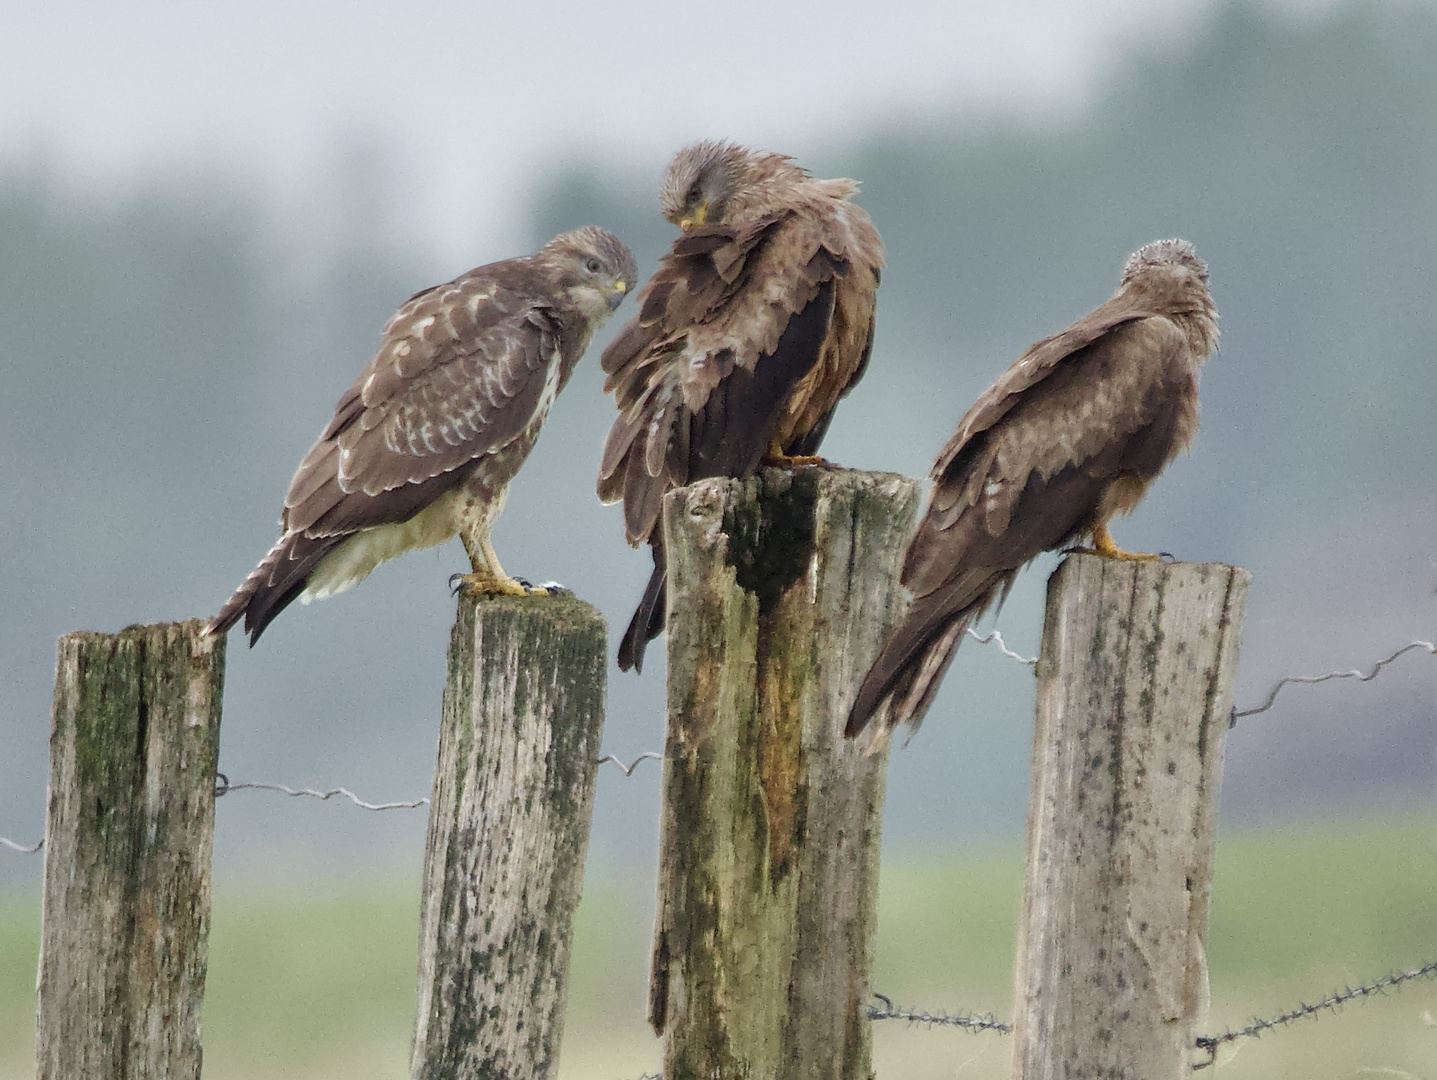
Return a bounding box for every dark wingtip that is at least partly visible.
[618,547,667,674]
[842,710,869,740]
[844,677,887,740]
[616,619,645,674]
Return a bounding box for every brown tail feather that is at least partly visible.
[846,611,956,738]
[207,531,343,647]
[845,582,1002,739]
[617,542,666,673]
[882,618,969,738]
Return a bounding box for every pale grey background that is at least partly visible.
[2,0,1434,894]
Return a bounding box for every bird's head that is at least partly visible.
[543,226,638,321]
[1122,238,1218,355]
[660,141,752,231]
[1122,238,1208,288]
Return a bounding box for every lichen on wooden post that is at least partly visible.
[1011,555,1249,1079]
[36,620,226,1080]
[651,467,919,1080]
[411,595,607,1080]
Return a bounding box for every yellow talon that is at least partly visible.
[762,439,833,469]
[1089,523,1163,562]
[454,535,556,597]
[450,572,544,598]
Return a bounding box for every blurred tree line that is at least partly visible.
[531,0,1437,532]
[2,2,1433,873]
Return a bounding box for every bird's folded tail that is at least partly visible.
[617,541,667,673]
[844,610,970,744]
[845,577,1007,741]
[207,530,343,647]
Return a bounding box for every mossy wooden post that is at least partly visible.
[36,620,225,1080]
[650,468,919,1080]
[1011,555,1249,1078]
[411,595,607,1080]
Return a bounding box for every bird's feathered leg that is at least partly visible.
[450,533,554,597]
[761,404,842,469]
[762,436,832,468]
[1077,522,1163,562]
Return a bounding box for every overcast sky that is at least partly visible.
[0,0,1257,262]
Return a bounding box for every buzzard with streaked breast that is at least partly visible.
[598,141,884,672]
[209,226,636,645]
[846,239,1219,740]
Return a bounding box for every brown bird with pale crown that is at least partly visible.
[598,141,884,672]
[209,226,637,646]
[846,238,1219,741]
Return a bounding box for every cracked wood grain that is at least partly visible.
[37,620,225,1080]
[411,595,607,1080]
[652,468,919,1080]
[1011,555,1249,1079]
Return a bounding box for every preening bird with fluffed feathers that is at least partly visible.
[845,239,1219,743]
[597,141,885,672]
[209,226,637,646]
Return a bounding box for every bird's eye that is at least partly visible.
[585,257,602,274]
[686,183,702,203]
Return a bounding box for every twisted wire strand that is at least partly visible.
[966,627,1038,666]
[597,752,663,776]
[1233,639,1435,720]
[213,773,429,811]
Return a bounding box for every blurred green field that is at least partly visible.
[2,812,1434,1078]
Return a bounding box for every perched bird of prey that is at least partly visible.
[598,141,884,672]
[846,239,1218,741]
[209,226,637,646]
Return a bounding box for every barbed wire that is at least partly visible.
[1192,957,1437,1069]
[867,993,1013,1034]
[620,956,1437,1080]
[617,955,1437,1075]
[858,953,1437,1061]
[1232,638,1435,721]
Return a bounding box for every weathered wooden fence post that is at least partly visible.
[1011,555,1249,1078]
[36,620,226,1080]
[411,595,607,1080]
[650,468,919,1080]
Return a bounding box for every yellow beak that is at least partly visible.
[679,202,709,231]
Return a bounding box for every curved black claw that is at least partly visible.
[447,572,466,596]
[1158,551,1177,563]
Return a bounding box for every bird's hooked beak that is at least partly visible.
[607,279,629,311]
[678,201,709,231]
